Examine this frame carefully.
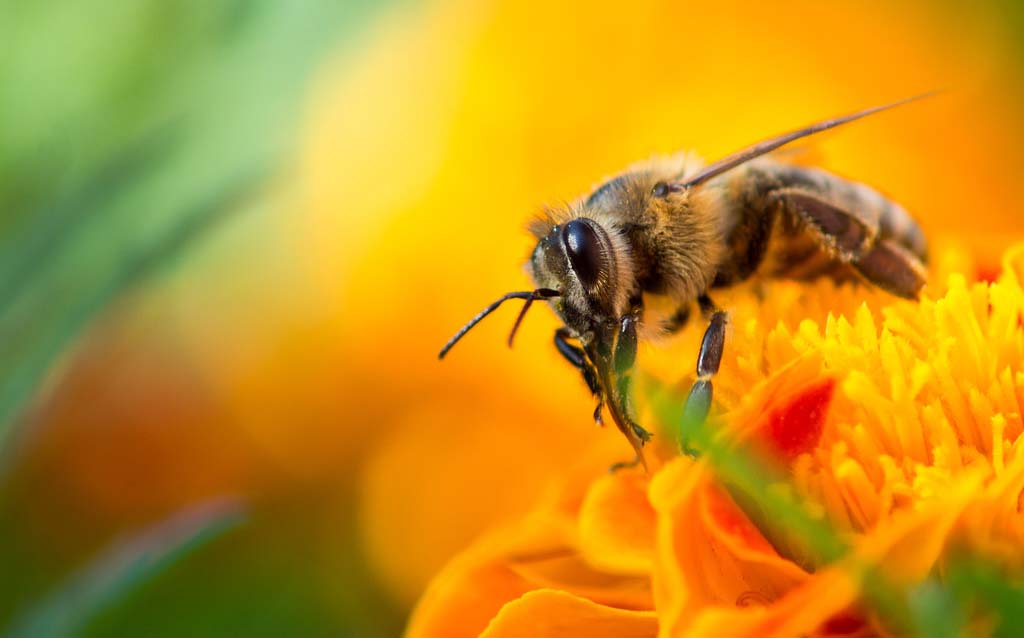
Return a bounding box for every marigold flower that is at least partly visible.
[408,244,1024,638]
[291,0,1024,610]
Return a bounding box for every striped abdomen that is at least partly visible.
[711,158,927,299]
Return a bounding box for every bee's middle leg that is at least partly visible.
[554,327,604,424]
[681,297,727,456]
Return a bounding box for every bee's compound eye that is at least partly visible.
[562,219,604,289]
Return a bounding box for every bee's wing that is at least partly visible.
[772,188,926,299]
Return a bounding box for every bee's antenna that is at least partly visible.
[680,91,940,189]
[507,290,554,348]
[438,288,560,359]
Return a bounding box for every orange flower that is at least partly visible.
[294,0,1024,608]
[290,0,1024,609]
[408,244,1024,637]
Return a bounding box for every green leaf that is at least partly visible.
[0,0,383,450]
[6,499,244,638]
[909,579,965,638]
[947,558,1024,638]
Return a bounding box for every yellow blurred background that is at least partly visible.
[4,1,1024,635]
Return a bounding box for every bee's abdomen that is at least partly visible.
[713,159,928,298]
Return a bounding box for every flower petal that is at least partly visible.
[408,463,656,638]
[650,457,810,636]
[407,557,535,638]
[759,379,835,462]
[699,484,810,592]
[683,568,863,638]
[505,546,654,611]
[679,469,986,637]
[406,517,568,638]
[480,589,658,638]
[578,472,656,574]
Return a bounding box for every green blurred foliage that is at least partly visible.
[0,1,402,636]
[81,491,402,638]
[8,500,243,638]
[0,0,380,447]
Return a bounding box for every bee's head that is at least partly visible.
[436,216,623,360]
[528,216,627,335]
[438,212,634,360]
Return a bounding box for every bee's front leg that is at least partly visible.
[554,327,604,424]
[613,315,652,443]
[681,298,728,456]
[604,314,654,473]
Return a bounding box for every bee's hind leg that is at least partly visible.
[681,297,728,456]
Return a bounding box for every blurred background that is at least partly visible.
[3,1,1024,636]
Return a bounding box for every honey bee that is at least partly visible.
[439,95,930,470]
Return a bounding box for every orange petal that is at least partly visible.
[506,547,654,611]
[577,471,656,574]
[407,515,574,638]
[699,484,810,592]
[650,450,812,636]
[649,457,739,635]
[407,561,534,638]
[701,484,778,556]
[480,589,658,638]
[408,496,655,638]
[683,568,862,638]
[674,469,987,637]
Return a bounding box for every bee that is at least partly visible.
[439,95,930,471]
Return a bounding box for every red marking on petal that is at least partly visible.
[760,379,835,462]
[976,263,1001,284]
[821,609,867,636]
[704,485,777,555]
